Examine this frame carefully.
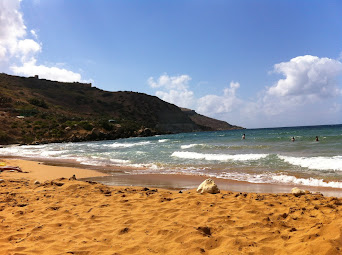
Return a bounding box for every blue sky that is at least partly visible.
[1,0,342,128]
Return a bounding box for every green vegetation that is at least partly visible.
[0,73,241,145]
[79,121,94,131]
[0,131,12,144]
[28,98,49,108]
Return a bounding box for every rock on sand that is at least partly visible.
[197,178,220,194]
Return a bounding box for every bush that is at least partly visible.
[0,96,12,107]
[99,120,113,131]
[0,131,12,144]
[79,121,93,131]
[28,98,49,109]
[17,105,39,116]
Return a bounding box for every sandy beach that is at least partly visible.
[1,159,342,254]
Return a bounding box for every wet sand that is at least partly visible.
[2,157,342,197]
[86,173,342,198]
[2,158,342,254]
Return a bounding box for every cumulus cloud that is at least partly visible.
[148,74,194,108]
[0,0,84,82]
[197,81,242,115]
[268,55,342,100]
[149,55,342,128]
[148,74,191,90]
[11,60,82,83]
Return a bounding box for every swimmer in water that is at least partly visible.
[242,134,245,139]
[315,136,319,141]
[291,137,295,142]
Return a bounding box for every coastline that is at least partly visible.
[2,158,342,254]
[2,157,342,197]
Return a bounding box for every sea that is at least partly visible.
[1,124,342,191]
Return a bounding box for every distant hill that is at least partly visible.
[180,108,242,131]
[0,73,243,145]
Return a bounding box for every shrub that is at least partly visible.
[79,121,93,131]
[28,98,49,109]
[0,131,12,144]
[17,107,39,117]
[99,120,113,131]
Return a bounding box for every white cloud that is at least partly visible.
[0,0,85,83]
[268,55,342,100]
[30,29,38,39]
[148,74,191,90]
[149,56,342,128]
[156,89,194,108]
[148,74,194,108]
[197,81,242,115]
[11,60,82,83]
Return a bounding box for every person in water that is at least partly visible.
[315,136,319,141]
[242,134,245,139]
[291,137,295,142]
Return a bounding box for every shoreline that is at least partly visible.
[2,157,342,253]
[1,157,342,197]
[2,174,342,254]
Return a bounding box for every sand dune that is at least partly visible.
[1,176,342,254]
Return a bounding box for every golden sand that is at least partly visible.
[1,159,342,254]
[0,158,109,182]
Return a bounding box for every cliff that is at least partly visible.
[0,73,243,145]
[180,108,243,131]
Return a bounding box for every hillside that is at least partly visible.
[181,108,242,131]
[0,73,243,145]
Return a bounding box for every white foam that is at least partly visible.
[0,146,22,155]
[131,166,342,189]
[158,139,169,143]
[128,163,160,170]
[0,146,66,158]
[78,159,106,166]
[107,141,151,148]
[110,158,131,164]
[272,174,342,188]
[171,151,268,161]
[279,155,342,171]
[39,150,65,157]
[180,144,201,149]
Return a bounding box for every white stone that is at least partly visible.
[197,179,220,194]
[291,187,306,196]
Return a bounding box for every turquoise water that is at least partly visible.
[1,124,342,188]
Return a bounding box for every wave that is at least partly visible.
[180,144,202,149]
[279,155,342,171]
[171,151,268,161]
[271,174,342,188]
[0,146,66,158]
[132,167,342,189]
[110,158,131,164]
[107,141,151,148]
[158,139,169,143]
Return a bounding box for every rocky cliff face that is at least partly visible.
[181,108,243,131]
[0,73,242,144]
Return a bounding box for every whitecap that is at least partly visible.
[107,141,151,148]
[272,174,342,188]
[158,139,169,143]
[110,158,131,164]
[171,151,268,161]
[180,144,201,149]
[279,155,342,171]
